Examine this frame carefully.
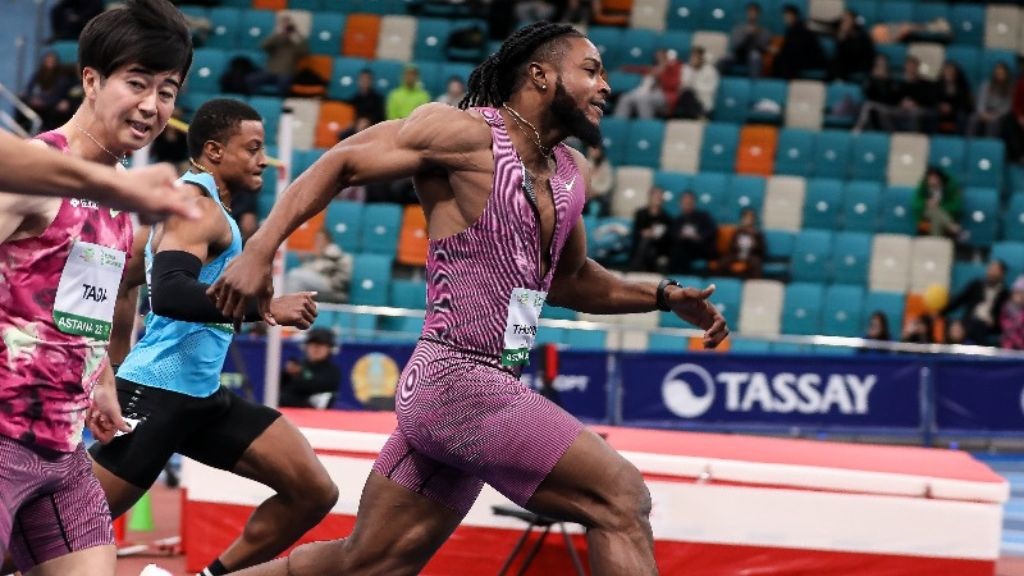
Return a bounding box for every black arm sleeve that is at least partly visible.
[150,250,262,324]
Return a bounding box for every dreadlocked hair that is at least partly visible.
[459,21,583,110]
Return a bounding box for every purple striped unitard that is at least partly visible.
[372,107,587,515]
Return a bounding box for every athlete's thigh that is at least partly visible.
[227,413,331,497]
[0,435,47,558]
[178,388,280,472]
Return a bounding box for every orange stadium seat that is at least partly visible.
[592,0,633,26]
[735,125,778,176]
[291,55,334,97]
[315,101,356,148]
[343,14,382,59]
[286,210,326,253]
[903,293,946,343]
[397,205,429,267]
[252,0,287,9]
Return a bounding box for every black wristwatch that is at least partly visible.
[656,279,680,312]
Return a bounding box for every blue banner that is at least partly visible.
[619,353,923,431]
[934,360,1024,433]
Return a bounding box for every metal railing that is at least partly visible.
[0,82,41,137]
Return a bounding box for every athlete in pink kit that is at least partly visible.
[214,22,728,576]
[0,1,192,574]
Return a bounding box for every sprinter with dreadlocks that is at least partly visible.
[219,22,728,576]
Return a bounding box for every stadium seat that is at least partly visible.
[654,171,692,210]
[699,123,740,173]
[360,203,403,255]
[915,2,949,27]
[587,27,624,70]
[810,0,844,23]
[764,0,808,33]
[951,4,985,46]
[48,40,78,65]
[773,128,815,177]
[831,231,872,285]
[291,55,333,98]
[308,12,346,56]
[791,229,833,282]
[945,45,982,86]
[565,329,608,350]
[600,117,629,165]
[739,279,784,335]
[864,291,905,334]
[608,71,644,95]
[412,18,450,62]
[343,14,381,58]
[378,317,425,344]
[690,172,730,222]
[700,0,737,32]
[714,78,752,125]
[961,187,999,247]
[314,101,355,148]
[748,79,787,124]
[785,80,825,130]
[842,180,881,232]
[869,234,912,293]
[376,15,416,61]
[735,125,778,176]
[188,48,227,94]
[439,62,474,87]
[725,175,766,221]
[844,0,878,27]
[285,207,325,253]
[887,133,928,187]
[951,261,986,296]
[966,138,1004,189]
[823,82,862,129]
[619,28,659,68]
[850,133,890,182]
[691,30,729,64]
[289,0,325,9]
[328,56,368,100]
[981,49,1018,83]
[910,236,953,293]
[350,254,393,306]
[928,135,966,176]
[390,279,427,309]
[782,282,824,335]
[763,229,794,276]
[647,333,690,352]
[239,9,277,46]
[207,7,242,48]
[611,167,655,219]
[534,327,567,347]
[1004,194,1024,242]
[248,96,282,143]
[667,0,702,30]
[367,59,405,95]
[762,176,805,232]
[907,42,944,81]
[878,1,915,26]
[813,130,852,179]
[993,242,1024,281]
[625,120,665,168]
[879,185,917,235]
[802,178,843,230]
[397,204,429,267]
[706,276,742,329]
[729,338,773,354]
[324,200,363,252]
[660,120,703,173]
[874,43,907,69]
[656,30,693,58]
[822,284,865,337]
[631,0,671,31]
[985,4,1021,51]
[283,97,318,150]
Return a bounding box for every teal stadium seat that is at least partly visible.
[822,284,864,337]
[774,128,815,176]
[961,187,999,247]
[831,231,872,285]
[748,79,787,124]
[329,57,368,100]
[951,261,986,296]
[324,201,364,252]
[587,27,624,70]
[667,0,702,30]
[690,172,729,222]
[967,138,1004,189]
[714,78,752,124]
[944,46,981,86]
[390,279,427,309]
[706,277,742,328]
[928,136,966,175]
[188,48,227,94]
[413,18,451,62]
[803,178,843,230]
[600,117,629,165]
[699,123,740,173]
[609,71,644,95]
[657,30,693,57]
[791,229,833,283]
[991,242,1024,282]
[842,180,881,232]
[626,120,665,168]
[729,337,772,354]
[877,1,914,24]
[1004,194,1024,242]
[782,282,824,335]
[239,9,277,46]
[647,333,690,352]
[880,185,916,235]
[824,82,863,129]
[49,41,78,65]
[845,0,878,26]
[813,130,852,179]
[951,4,985,46]
[564,329,608,350]
[849,133,889,182]
[290,0,326,9]
[207,8,242,48]
[249,96,282,143]
[359,203,403,255]
[543,306,577,321]
[310,13,346,56]
[726,175,766,221]
[619,29,659,68]
[350,254,393,306]
[368,59,405,94]
[763,229,794,277]
[863,291,905,335]
[700,0,737,32]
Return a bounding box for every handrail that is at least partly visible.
[313,302,1024,359]
[0,82,41,135]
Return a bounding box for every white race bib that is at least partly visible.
[502,287,546,367]
[53,241,125,340]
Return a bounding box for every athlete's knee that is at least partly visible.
[597,461,652,533]
[342,523,437,576]
[286,539,347,575]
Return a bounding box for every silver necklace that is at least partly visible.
[74,121,128,167]
[503,103,552,158]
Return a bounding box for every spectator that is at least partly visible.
[913,166,964,240]
[220,54,259,95]
[902,314,935,344]
[339,115,373,142]
[279,328,342,409]
[671,46,719,119]
[970,62,1013,138]
[614,49,682,119]
[18,52,75,131]
[246,14,309,96]
[347,69,386,125]
[936,61,972,134]
[285,229,353,303]
[668,191,718,274]
[515,1,557,26]
[855,54,899,130]
[49,0,103,41]
[942,259,1009,345]
[150,112,189,170]
[858,56,937,132]
[629,187,672,272]
[721,2,774,79]
[830,9,875,81]
[864,311,891,341]
[773,4,827,80]
[585,145,614,216]
[716,207,765,279]
[1000,275,1024,350]
[386,64,431,120]
[435,76,467,107]
[945,319,973,346]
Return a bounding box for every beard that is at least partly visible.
[550,78,603,148]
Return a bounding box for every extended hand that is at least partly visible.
[115,163,202,224]
[207,248,276,328]
[87,382,132,444]
[270,292,318,329]
[667,284,729,349]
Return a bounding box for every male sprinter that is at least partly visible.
[0,128,197,222]
[90,98,338,576]
[0,1,192,574]
[215,22,727,576]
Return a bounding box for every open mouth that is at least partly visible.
[590,103,606,117]
[127,120,151,138]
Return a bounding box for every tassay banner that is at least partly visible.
[619,353,923,431]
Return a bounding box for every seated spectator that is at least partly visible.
[668,191,718,274]
[220,54,259,95]
[629,187,672,272]
[435,75,467,107]
[864,311,891,341]
[830,9,875,81]
[857,56,937,132]
[386,64,431,120]
[1004,69,1024,163]
[858,54,899,122]
[18,51,75,131]
[49,0,103,41]
[716,207,765,279]
[347,69,386,125]
[246,14,309,96]
[945,318,974,346]
[969,62,1013,138]
[913,166,964,240]
[772,4,827,80]
[720,2,774,79]
[585,145,614,217]
[942,259,1009,345]
[902,314,935,344]
[279,328,342,409]
[671,47,719,120]
[285,229,353,303]
[338,115,373,142]
[614,49,682,119]
[1000,275,1024,350]
[936,62,972,134]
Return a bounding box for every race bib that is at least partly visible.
[502,287,546,367]
[53,241,125,340]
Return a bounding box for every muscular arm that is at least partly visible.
[109,226,150,365]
